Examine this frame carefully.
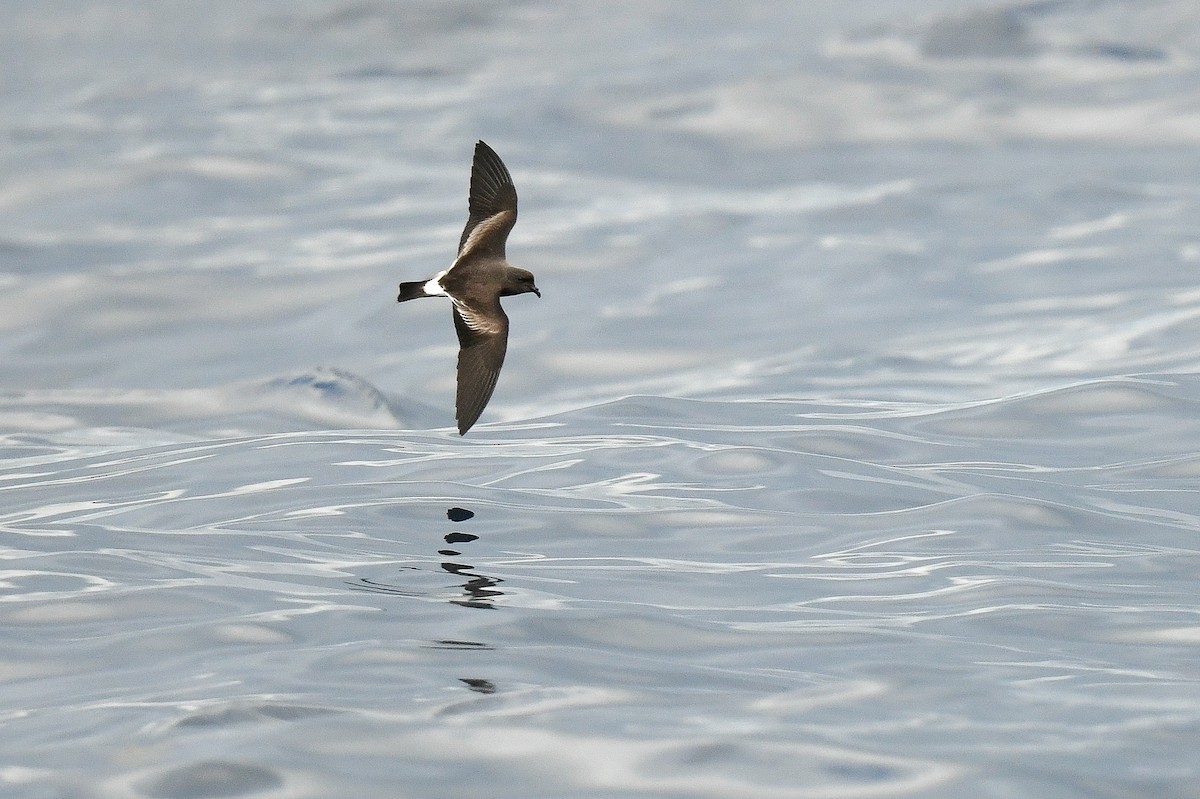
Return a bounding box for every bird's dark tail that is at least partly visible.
[397,281,430,303]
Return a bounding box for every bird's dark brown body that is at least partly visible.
[396,141,540,435]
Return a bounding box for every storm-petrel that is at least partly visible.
[397,141,540,435]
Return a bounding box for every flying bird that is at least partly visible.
[397,141,540,435]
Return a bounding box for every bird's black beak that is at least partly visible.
[532,287,541,298]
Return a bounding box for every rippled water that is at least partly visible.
[3,1,1200,797]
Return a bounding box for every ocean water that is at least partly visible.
[3,1,1200,797]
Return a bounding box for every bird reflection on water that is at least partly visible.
[346,504,505,610]
[345,504,503,691]
[439,560,504,609]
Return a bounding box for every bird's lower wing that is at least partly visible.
[453,306,509,435]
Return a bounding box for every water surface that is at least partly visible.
[2,1,1200,797]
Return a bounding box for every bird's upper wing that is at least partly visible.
[452,300,509,435]
[455,140,517,262]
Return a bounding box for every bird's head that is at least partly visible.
[502,267,541,298]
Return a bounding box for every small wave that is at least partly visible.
[0,366,435,435]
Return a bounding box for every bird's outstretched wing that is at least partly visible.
[452,301,509,435]
[456,140,517,262]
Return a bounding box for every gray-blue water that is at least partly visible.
[3,2,1200,796]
